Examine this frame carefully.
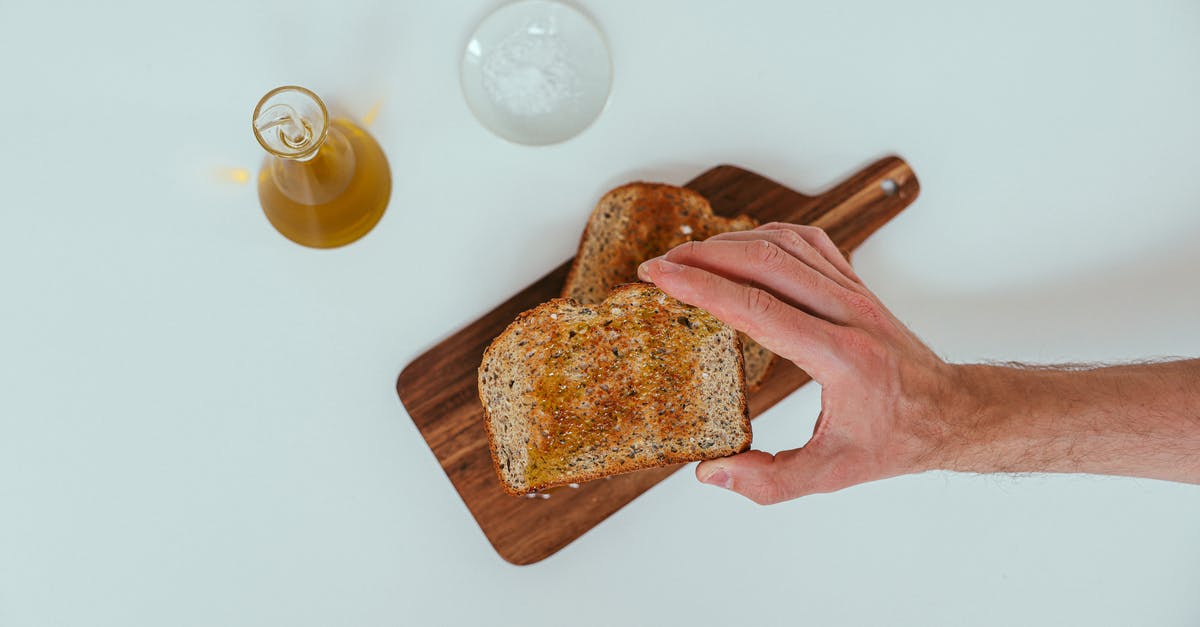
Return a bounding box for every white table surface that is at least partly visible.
[2,1,1198,625]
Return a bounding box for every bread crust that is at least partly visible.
[561,182,724,301]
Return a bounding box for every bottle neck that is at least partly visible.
[267,121,357,205]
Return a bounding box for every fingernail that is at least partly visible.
[636,259,655,281]
[639,258,683,280]
[702,469,732,489]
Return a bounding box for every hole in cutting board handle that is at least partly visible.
[880,178,898,196]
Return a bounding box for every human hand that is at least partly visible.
[637,223,962,504]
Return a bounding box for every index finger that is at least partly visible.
[638,257,840,380]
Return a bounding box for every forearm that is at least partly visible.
[938,360,1200,483]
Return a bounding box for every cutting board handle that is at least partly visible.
[809,155,920,251]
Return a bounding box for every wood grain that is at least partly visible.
[396,157,920,565]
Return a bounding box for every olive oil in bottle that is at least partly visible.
[252,86,391,248]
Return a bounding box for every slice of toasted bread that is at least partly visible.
[479,283,751,495]
[562,182,777,389]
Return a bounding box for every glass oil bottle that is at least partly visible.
[252,86,391,248]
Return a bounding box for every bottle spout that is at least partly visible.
[252,86,329,161]
[255,104,313,148]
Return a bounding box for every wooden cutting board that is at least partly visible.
[396,157,920,565]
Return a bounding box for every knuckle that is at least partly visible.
[677,239,703,257]
[811,226,836,247]
[774,228,807,250]
[844,291,881,322]
[832,325,867,351]
[744,287,778,317]
[749,240,788,270]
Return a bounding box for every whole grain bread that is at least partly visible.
[479,283,751,495]
[562,182,777,389]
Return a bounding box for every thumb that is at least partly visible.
[695,444,842,505]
